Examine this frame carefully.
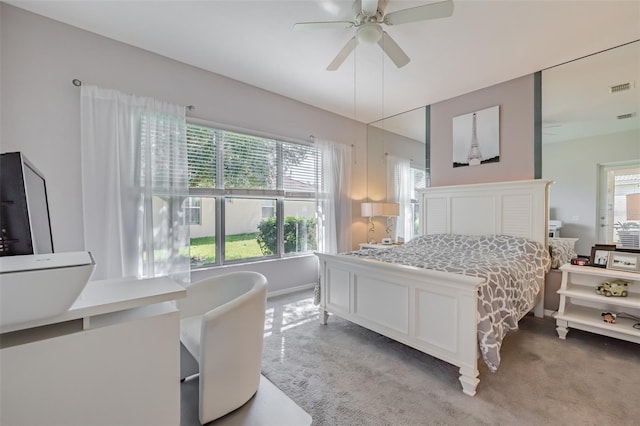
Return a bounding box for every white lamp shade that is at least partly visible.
[361,202,383,217]
[627,193,640,220]
[382,202,400,217]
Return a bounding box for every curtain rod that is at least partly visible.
[72,79,195,111]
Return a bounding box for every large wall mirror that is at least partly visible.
[365,107,427,244]
[542,41,640,255]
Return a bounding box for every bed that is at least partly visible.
[315,179,552,396]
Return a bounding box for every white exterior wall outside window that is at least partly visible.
[189,197,215,238]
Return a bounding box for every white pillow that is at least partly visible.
[548,237,578,269]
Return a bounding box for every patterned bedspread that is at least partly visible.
[344,234,551,372]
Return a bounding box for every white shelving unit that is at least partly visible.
[555,264,640,344]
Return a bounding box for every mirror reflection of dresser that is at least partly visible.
[549,220,562,238]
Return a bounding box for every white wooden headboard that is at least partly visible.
[419,179,552,246]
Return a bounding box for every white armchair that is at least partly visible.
[177,271,268,424]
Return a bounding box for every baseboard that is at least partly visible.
[544,309,557,318]
[267,282,315,299]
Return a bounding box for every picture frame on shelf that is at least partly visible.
[606,251,640,273]
[590,244,617,268]
[615,247,640,254]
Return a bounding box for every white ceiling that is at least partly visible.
[7,0,640,131]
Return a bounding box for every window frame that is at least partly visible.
[185,197,202,225]
[187,120,320,269]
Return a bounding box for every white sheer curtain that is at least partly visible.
[386,155,412,242]
[316,139,353,254]
[81,85,190,284]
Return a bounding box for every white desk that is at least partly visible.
[0,276,186,426]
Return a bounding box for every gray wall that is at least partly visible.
[0,4,367,293]
[542,129,640,255]
[430,75,536,186]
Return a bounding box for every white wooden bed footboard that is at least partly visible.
[316,253,485,396]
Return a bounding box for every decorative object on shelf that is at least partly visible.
[571,257,589,266]
[361,202,383,244]
[595,279,631,297]
[381,202,400,241]
[589,244,617,268]
[601,312,617,324]
[615,312,640,330]
[607,251,640,272]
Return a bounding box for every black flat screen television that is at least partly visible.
[0,152,54,256]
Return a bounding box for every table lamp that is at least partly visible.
[361,202,383,243]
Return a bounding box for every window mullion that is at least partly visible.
[276,142,284,190]
[216,130,225,264]
[276,197,284,257]
[216,130,224,190]
[216,196,224,264]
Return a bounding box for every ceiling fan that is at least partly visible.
[294,0,454,71]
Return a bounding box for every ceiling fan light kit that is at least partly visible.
[294,0,455,71]
[357,23,383,44]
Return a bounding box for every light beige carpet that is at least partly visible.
[261,290,639,426]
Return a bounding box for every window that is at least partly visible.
[410,167,427,238]
[261,200,275,218]
[599,163,640,248]
[185,197,201,225]
[186,123,321,267]
[226,197,275,261]
[189,197,216,266]
[283,199,317,254]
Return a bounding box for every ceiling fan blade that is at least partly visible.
[384,0,454,26]
[327,37,359,71]
[361,0,379,17]
[294,21,354,31]
[378,31,410,68]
